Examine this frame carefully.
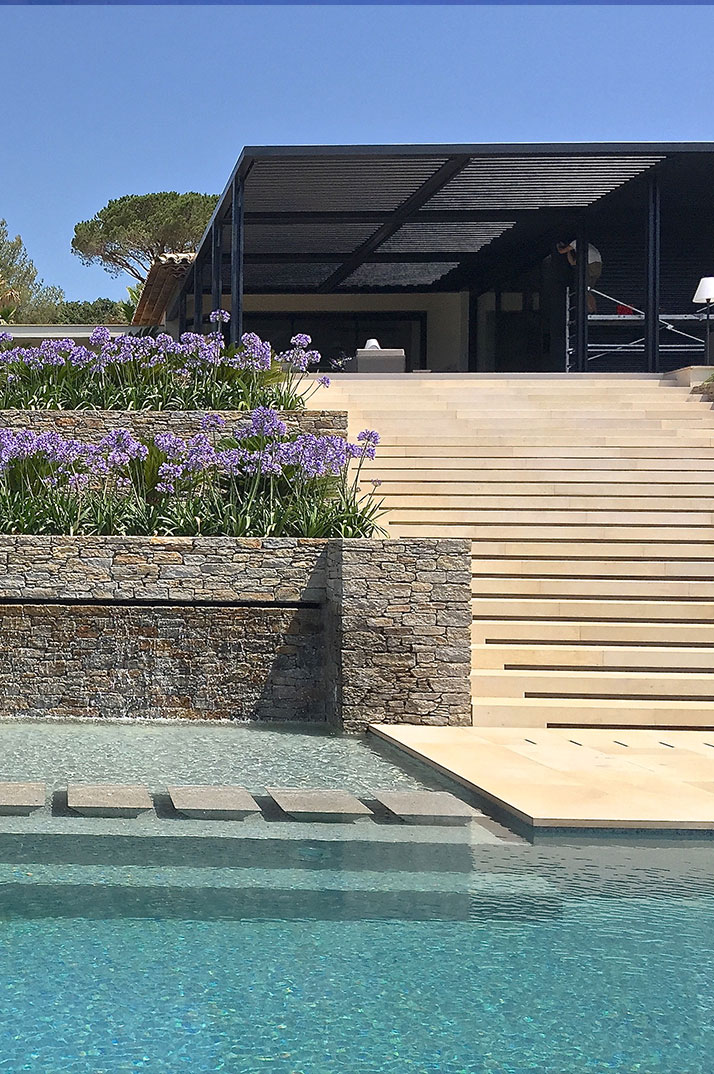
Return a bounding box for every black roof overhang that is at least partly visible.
[168,142,714,315]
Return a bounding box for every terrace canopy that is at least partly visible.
[162,143,714,372]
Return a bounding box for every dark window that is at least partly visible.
[243,311,426,370]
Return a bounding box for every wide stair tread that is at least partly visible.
[332,373,714,730]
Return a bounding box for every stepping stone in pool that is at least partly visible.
[267,788,373,823]
[67,784,153,818]
[373,790,481,826]
[168,785,261,821]
[0,781,46,815]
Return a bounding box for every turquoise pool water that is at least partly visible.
[0,836,712,1073]
[0,720,446,794]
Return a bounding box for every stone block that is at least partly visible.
[0,781,46,815]
[267,787,373,822]
[373,790,480,825]
[67,783,153,817]
[168,785,261,820]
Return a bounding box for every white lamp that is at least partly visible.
[693,277,714,364]
[363,338,381,350]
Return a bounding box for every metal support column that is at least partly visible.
[193,259,202,334]
[645,172,661,373]
[178,292,186,336]
[574,223,588,373]
[211,218,222,317]
[230,177,245,345]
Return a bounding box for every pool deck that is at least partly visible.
[369,725,714,830]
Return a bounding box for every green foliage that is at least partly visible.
[0,430,384,539]
[0,219,64,323]
[57,298,128,325]
[118,282,144,324]
[0,347,311,412]
[71,193,219,281]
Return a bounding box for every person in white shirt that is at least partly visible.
[557,240,603,312]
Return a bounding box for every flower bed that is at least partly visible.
[0,410,382,537]
[0,313,328,412]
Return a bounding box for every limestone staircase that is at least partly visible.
[311,372,714,729]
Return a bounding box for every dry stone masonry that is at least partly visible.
[0,536,472,731]
[0,409,347,440]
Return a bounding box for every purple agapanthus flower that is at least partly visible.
[237,332,272,372]
[98,429,149,466]
[154,432,187,460]
[89,326,112,347]
[249,406,288,439]
[201,413,227,432]
[209,310,231,324]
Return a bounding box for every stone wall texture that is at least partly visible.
[0,536,471,731]
[0,409,347,440]
[0,603,323,723]
[326,539,472,732]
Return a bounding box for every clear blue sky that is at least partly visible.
[2,5,714,301]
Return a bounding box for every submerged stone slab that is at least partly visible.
[67,783,153,818]
[373,790,480,826]
[168,785,261,821]
[267,787,373,822]
[0,781,45,815]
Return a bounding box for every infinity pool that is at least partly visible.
[0,835,712,1073]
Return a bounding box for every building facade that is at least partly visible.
[134,143,714,374]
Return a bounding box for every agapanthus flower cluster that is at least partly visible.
[0,409,383,537]
[277,333,322,373]
[0,316,324,412]
[0,409,377,492]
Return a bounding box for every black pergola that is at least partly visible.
[168,142,714,372]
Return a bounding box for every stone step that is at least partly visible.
[470,557,714,578]
[471,643,714,671]
[267,788,373,822]
[351,414,714,430]
[362,458,714,472]
[394,523,714,540]
[470,596,714,621]
[340,390,699,400]
[382,493,714,510]
[469,540,714,558]
[470,618,714,645]
[343,403,703,417]
[371,480,714,496]
[469,696,714,728]
[470,576,714,599]
[471,668,714,699]
[376,444,714,458]
[388,507,714,523]
[376,431,714,445]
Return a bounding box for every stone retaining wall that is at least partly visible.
[0,603,323,723]
[0,409,347,440]
[0,536,471,731]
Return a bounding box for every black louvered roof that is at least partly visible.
[179,143,714,299]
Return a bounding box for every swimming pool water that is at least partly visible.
[0,838,712,1073]
[0,720,445,794]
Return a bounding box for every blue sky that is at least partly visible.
[2,5,714,301]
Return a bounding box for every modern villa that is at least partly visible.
[135,141,714,373]
[129,142,714,828]
[0,141,713,1072]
